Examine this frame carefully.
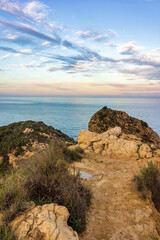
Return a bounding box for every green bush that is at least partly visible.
[134,161,160,210]
[0,142,91,233]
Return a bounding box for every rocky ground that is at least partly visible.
[72,153,160,240]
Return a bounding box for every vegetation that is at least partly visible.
[134,161,160,211]
[0,226,15,240]
[0,120,75,175]
[0,141,90,233]
[141,120,148,128]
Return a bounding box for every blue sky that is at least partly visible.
[0,0,160,96]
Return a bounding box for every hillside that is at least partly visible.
[0,120,75,169]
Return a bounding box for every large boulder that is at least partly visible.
[10,203,79,240]
[88,106,160,148]
[77,127,155,159]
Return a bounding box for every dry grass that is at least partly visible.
[134,161,160,211]
[0,141,90,233]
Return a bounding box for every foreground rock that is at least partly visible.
[88,106,160,147]
[10,203,78,240]
[77,127,158,159]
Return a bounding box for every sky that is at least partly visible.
[0,0,160,97]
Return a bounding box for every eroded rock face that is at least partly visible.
[10,203,79,240]
[77,127,155,159]
[88,106,160,147]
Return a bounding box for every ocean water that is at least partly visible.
[0,96,160,140]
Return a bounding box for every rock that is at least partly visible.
[77,129,141,159]
[88,106,160,147]
[10,203,79,240]
[23,128,34,134]
[0,156,3,164]
[106,127,122,137]
[77,130,100,143]
[77,128,158,159]
[139,144,152,159]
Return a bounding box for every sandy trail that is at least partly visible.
[72,154,160,240]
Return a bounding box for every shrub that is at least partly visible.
[141,120,148,128]
[134,161,160,210]
[0,172,27,222]
[0,226,15,240]
[0,142,91,233]
[0,156,11,176]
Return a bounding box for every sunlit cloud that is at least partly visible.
[118,41,144,55]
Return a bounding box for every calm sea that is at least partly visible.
[0,97,160,140]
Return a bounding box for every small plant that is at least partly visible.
[0,226,15,240]
[90,141,94,150]
[134,161,160,211]
[141,120,148,128]
[137,144,142,159]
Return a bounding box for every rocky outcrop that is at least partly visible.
[88,106,160,147]
[10,203,78,240]
[77,127,156,159]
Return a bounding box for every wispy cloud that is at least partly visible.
[0,0,49,23]
[0,19,62,44]
[118,41,144,55]
[76,29,117,42]
[0,34,36,46]
[0,53,11,60]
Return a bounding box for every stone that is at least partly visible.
[77,130,100,144]
[23,128,34,134]
[0,156,3,164]
[106,127,122,137]
[10,203,79,240]
[139,144,152,159]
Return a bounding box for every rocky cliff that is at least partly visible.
[88,106,160,147]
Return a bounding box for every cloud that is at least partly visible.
[0,34,36,46]
[0,19,61,44]
[23,1,49,22]
[0,46,19,53]
[0,0,49,23]
[105,41,119,48]
[121,52,160,67]
[76,29,117,42]
[153,48,160,52]
[21,62,40,68]
[41,41,52,48]
[0,53,11,60]
[118,41,144,55]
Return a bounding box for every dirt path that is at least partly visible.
[72,154,160,240]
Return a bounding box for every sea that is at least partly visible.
[0,96,160,140]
